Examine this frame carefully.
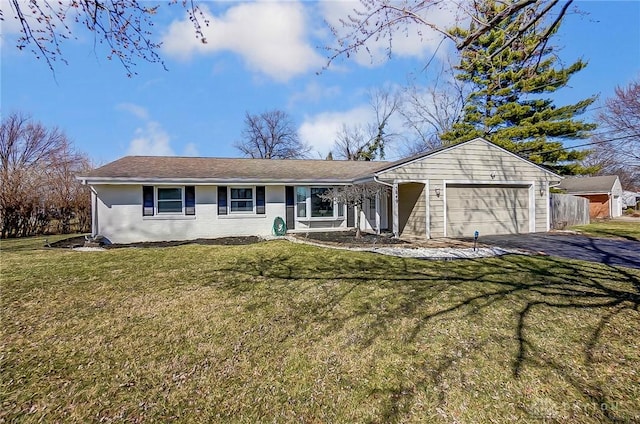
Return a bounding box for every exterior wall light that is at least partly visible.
[490,172,496,179]
[435,187,441,197]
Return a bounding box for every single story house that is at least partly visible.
[556,175,623,219]
[78,138,562,244]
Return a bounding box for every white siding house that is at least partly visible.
[79,138,562,244]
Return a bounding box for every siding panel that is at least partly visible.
[377,140,558,237]
[399,183,426,237]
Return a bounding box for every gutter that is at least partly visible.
[373,175,393,188]
[76,177,356,186]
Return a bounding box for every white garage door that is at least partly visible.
[446,184,530,237]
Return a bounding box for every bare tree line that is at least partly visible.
[0,113,92,238]
[585,79,640,190]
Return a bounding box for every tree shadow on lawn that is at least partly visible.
[211,247,640,422]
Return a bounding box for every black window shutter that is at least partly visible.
[256,186,266,214]
[218,186,227,215]
[143,186,154,216]
[185,186,196,215]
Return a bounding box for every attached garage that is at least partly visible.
[371,138,562,239]
[445,184,533,237]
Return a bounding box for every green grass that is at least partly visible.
[2,237,639,423]
[570,221,640,242]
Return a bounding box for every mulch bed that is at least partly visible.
[49,235,263,249]
[49,231,476,250]
[49,231,408,250]
[293,230,410,247]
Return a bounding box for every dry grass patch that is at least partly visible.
[2,237,639,423]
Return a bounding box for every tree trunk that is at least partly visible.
[355,204,362,238]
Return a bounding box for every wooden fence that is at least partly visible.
[550,193,590,229]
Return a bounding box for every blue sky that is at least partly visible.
[2,0,639,165]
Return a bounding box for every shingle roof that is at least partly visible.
[557,175,620,193]
[368,137,561,178]
[81,156,390,183]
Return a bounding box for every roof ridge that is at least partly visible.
[122,155,391,163]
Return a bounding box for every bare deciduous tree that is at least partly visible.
[327,0,574,69]
[332,87,401,160]
[48,144,92,234]
[586,79,640,190]
[320,182,388,238]
[333,124,372,161]
[399,65,466,154]
[597,79,640,165]
[1,0,207,76]
[0,112,91,238]
[234,110,310,159]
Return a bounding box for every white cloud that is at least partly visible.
[319,0,460,67]
[116,103,150,120]
[126,121,174,156]
[1,0,23,35]
[118,103,199,157]
[288,81,341,108]
[162,2,324,82]
[298,106,373,157]
[0,0,78,45]
[182,142,200,157]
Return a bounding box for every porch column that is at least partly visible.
[392,182,399,238]
[91,188,98,237]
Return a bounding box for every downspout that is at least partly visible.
[79,178,98,237]
[90,186,98,237]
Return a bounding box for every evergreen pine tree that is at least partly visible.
[441,1,597,175]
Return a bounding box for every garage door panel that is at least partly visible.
[446,185,530,237]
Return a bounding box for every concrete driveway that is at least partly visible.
[479,233,640,269]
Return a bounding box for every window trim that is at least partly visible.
[156,186,184,215]
[296,186,308,218]
[229,186,255,214]
[217,185,265,215]
[310,187,334,218]
[295,186,345,221]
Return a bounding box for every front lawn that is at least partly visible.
[2,238,639,423]
[570,220,640,242]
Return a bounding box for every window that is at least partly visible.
[311,187,333,218]
[296,187,307,217]
[218,186,264,215]
[157,188,183,213]
[369,196,376,219]
[142,186,196,216]
[230,188,253,212]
